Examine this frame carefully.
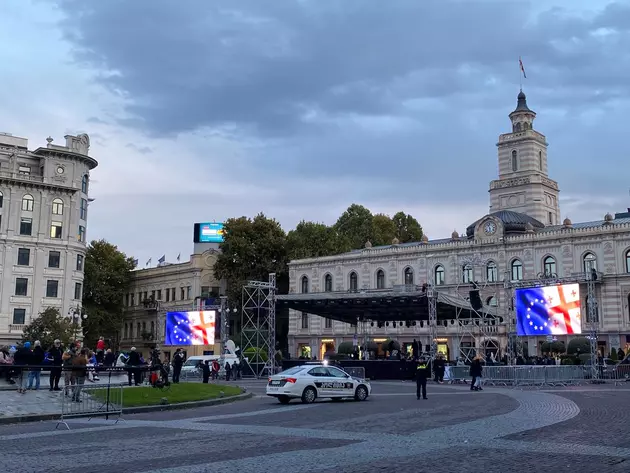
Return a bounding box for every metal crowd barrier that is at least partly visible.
[57,380,124,430]
[446,366,470,384]
[344,366,366,380]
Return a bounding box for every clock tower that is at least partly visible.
[488,91,561,225]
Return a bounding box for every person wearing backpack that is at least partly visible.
[62,346,77,396]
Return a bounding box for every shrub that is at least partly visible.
[610,349,618,362]
[381,339,400,353]
[243,347,268,363]
[541,341,566,354]
[559,355,576,365]
[567,337,590,355]
[337,342,355,355]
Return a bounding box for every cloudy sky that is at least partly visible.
[1,0,629,265]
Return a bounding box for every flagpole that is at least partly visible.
[519,56,522,91]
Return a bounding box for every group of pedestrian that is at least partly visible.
[415,352,485,399]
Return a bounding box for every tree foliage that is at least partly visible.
[392,211,424,243]
[334,204,374,251]
[82,239,136,348]
[22,307,76,349]
[286,221,343,260]
[372,213,397,246]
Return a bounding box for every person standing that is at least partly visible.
[415,356,430,400]
[225,361,232,381]
[48,339,63,391]
[433,354,446,384]
[470,354,483,391]
[171,349,184,383]
[71,349,88,402]
[202,360,210,383]
[27,341,45,390]
[13,342,32,394]
[126,347,142,386]
[62,346,77,395]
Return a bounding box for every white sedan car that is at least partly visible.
[266,364,371,404]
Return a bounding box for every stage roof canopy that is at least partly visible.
[276,288,499,325]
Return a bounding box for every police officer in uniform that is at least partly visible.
[416,355,431,400]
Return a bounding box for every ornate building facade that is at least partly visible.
[286,92,630,360]
[0,133,97,345]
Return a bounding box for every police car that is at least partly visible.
[266,363,371,404]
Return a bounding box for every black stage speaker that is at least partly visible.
[469,290,483,310]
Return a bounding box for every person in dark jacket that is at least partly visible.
[171,349,184,383]
[48,339,63,391]
[13,342,32,394]
[433,354,446,383]
[27,341,45,390]
[201,360,210,383]
[103,349,116,367]
[126,347,142,386]
[415,356,431,400]
[470,355,483,391]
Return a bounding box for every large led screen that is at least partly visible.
[194,222,224,243]
[515,283,582,336]
[164,311,216,346]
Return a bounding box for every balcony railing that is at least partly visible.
[0,171,44,183]
[8,324,26,333]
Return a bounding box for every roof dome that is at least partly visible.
[466,210,544,238]
[563,217,572,227]
[391,237,400,245]
[421,234,429,243]
[451,230,459,239]
[604,212,614,223]
[512,90,534,114]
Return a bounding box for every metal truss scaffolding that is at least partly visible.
[504,270,600,369]
[454,256,500,363]
[220,296,229,353]
[241,273,276,378]
[426,282,438,360]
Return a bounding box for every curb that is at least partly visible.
[0,390,253,425]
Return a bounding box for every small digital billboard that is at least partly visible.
[193,222,224,243]
[164,311,216,346]
[515,283,582,336]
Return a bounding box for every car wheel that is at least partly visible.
[301,386,317,404]
[278,396,291,404]
[354,385,368,401]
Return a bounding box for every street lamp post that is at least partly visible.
[218,296,238,355]
[67,305,88,345]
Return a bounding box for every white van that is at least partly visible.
[180,354,240,378]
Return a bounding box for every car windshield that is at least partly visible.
[183,359,201,367]
[278,366,305,376]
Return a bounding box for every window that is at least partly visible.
[376,270,385,289]
[0,191,3,208]
[77,225,86,242]
[462,264,473,284]
[325,317,332,329]
[301,312,308,329]
[487,296,498,307]
[46,280,59,298]
[327,367,348,378]
[324,274,333,292]
[76,254,84,271]
[626,250,630,273]
[130,293,135,306]
[349,271,358,291]
[511,259,523,281]
[511,150,518,172]
[548,212,553,225]
[142,321,146,332]
[486,261,498,282]
[171,288,176,301]
[18,165,31,175]
[543,256,557,276]
[628,293,630,321]
[301,276,309,294]
[82,174,89,193]
[434,265,445,286]
[20,217,32,235]
[187,286,192,299]
[143,291,148,300]
[137,322,141,336]
[151,290,156,300]
[124,323,128,339]
[13,308,26,325]
[166,289,171,302]
[15,278,28,296]
[151,321,155,335]
[74,282,82,300]
[50,221,63,239]
[48,251,61,268]
[157,289,162,300]
[52,198,64,215]
[80,198,88,220]
[21,194,34,211]
[583,253,597,273]
[539,150,543,170]
[17,248,30,266]
[404,267,414,285]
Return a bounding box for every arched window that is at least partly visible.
[583,253,597,273]
[82,174,89,194]
[625,250,630,273]
[486,261,498,282]
[21,194,34,212]
[514,122,521,132]
[376,270,385,289]
[52,198,64,215]
[324,274,333,292]
[349,272,358,291]
[628,293,630,321]
[150,321,155,336]
[0,190,3,208]
[486,296,498,307]
[539,150,543,170]
[543,256,557,277]
[511,259,523,281]
[301,276,309,294]
[462,264,473,284]
[434,265,445,286]
[511,150,518,172]
[124,323,128,339]
[404,267,414,285]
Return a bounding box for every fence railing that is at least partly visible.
[343,366,367,380]
[445,364,630,387]
[57,378,124,430]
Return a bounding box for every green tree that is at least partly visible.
[214,213,289,304]
[371,213,396,246]
[286,221,343,260]
[392,211,424,243]
[82,239,136,348]
[567,337,591,355]
[22,307,76,349]
[334,204,374,250]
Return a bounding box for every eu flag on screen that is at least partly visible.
[164,311,216,346]
[515,283,582,336]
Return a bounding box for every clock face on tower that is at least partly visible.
[484,221,497,235]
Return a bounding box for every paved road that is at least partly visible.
[1,380,630,472]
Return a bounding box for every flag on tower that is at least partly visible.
[519,57,527,79]
[132,258,139,267]
[176,253,181,262]
[158,255,166,264]
[145,257,152,267]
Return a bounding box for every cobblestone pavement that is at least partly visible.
[1,382,630,473]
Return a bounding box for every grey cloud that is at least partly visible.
[125,143,152,154]
[87,116,108,125]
